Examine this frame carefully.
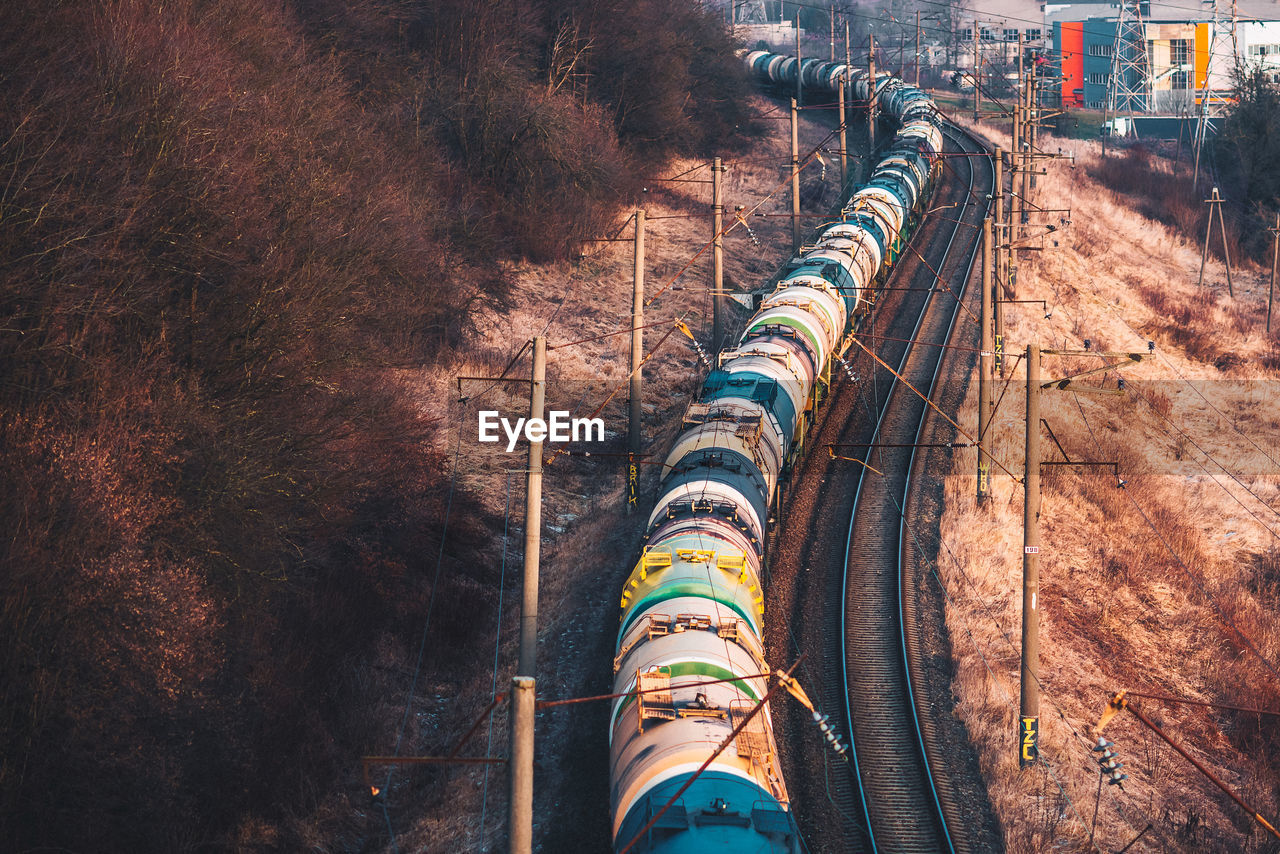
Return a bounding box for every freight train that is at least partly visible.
[609,50,945,853]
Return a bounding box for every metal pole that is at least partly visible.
[1114,696,1280,840]
[830,4,835,61]
[519,337,546,678]
[1030,57,1039,192]
[979,216,994,501]
[507,675,535,854]
[795,14,803,107]
[915,10,922,87]
[1020,343,1041,768]
[837,80,848,193]
[791,98,801,251]
[868,36,877,159]
[973,20,980,121]
[628,212,644,512]
[1012,103,1022,237]
[1269,213,1278,333]
[845,19,850,78]
[712,159,725,353]
[993,146,1006,377]
[1020,79,1030,227]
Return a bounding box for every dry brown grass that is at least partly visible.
[940,116,1280,852]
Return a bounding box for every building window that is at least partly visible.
[1088,72,1111,85]
[1026,28,1042,41]
[1249,44,1280,57]
[1172,70,1189,89]
[980,27,994,41]
[1004,28,1019,41]
[961,27,973,41]
[1172,39,1189,66]
[1088,43,1113,57]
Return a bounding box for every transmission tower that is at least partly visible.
[1192,0,1240,188]
[1106,0,1152,117]
[735,0,768,25]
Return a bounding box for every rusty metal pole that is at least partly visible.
[791,98,801,252]
[1109,695,1280,840]
[1020,344,1041,767]
[979,217,994,501]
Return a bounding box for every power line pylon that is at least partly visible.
[1193,0,1240,189]
[735,0,767,26]
[1105,0,1152,121]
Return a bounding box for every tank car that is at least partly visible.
[608,50,944,854]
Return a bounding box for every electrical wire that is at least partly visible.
[476,472,514,850]
[1069,390,1280,687]
[1133,384,1280,537]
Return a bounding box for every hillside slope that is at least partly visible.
[0,1,755,849]
[942,122,1280,852]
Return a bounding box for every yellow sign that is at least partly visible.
[1020,715,1039,766]
[627,454,638,509]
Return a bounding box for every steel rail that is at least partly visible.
[839,122,991,853]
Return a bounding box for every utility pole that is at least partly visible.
[978,216,994,501]
[519,336,546,676]
[837,78,848,192]
[993,146,1006,376]
[830,4,836,61]
[1029,60,1039,193]
[628,212,644,512]
[970,21,981,119]
[1011,102,1022,237]
[1197,187,1234,297]
[791,98,801,251]
[712,159,725,353]
[868,36,877,161]
[1269,213,1278,333]
[845,19,850,79]
[510,333,546,853]
[795,14,803,107]
[1020,74,1031,227]
[915,10,922,87]
[508,675,535,854]
[1020,343,1041,768]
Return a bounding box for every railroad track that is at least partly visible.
[766,120,1001,853]
[840,122,990,853]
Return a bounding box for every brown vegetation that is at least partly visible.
[0,0,759,849]
[944,116,1280,851]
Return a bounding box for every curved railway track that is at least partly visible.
[767,120,1003,853]
[840,123,988,853]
